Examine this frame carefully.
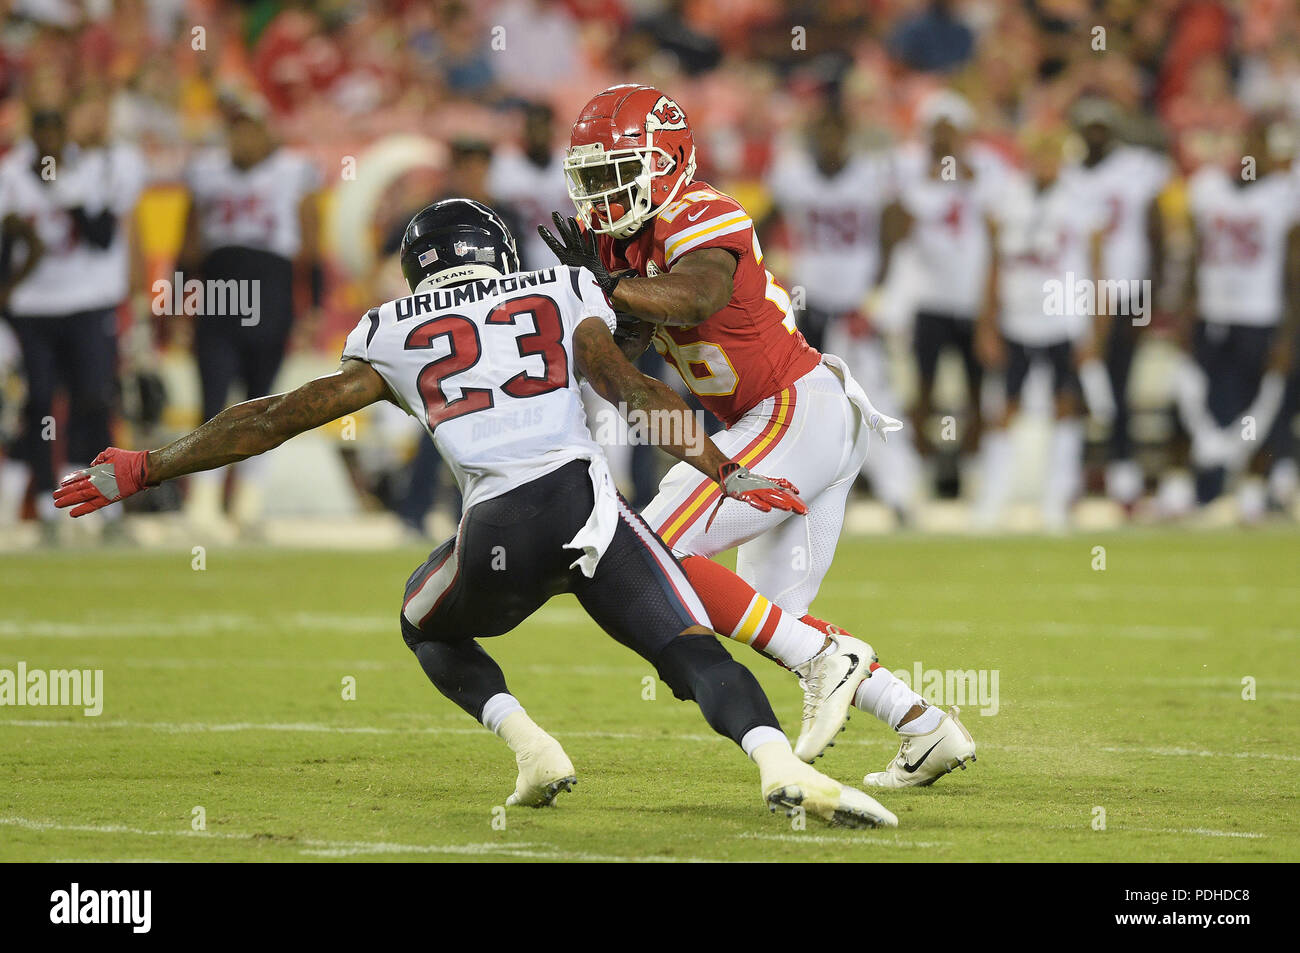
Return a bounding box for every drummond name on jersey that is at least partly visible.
[393,267,561,319]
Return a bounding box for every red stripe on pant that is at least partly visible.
[657,387,796,548]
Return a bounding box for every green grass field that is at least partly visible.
[1,529,1297,862]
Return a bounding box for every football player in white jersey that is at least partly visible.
[1065,98,1171,511]
[177,93,323,533]
[54,199,897,828]
[0,101,123,542]
[766,104,919,520]
[487,102,571,269]
[886,91,1005,495]
[974,127,1107,530]
[1182,119,1300,517]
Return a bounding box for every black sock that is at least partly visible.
[654,634,781,747]
[412,639,510,722]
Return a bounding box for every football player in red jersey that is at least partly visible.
[541,85,976,788]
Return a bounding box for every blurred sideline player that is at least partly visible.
[974,127,1107,531]
[177,92,323,533]
[488,102,571,270]
[886,91,1004,495]
[1181,118,1299,519]
[55,198,897,828]
[1066,97,1171,512]
[69,85,149,537]
[543,84,976,788]
[0,99,124,543]
[767,104,919,523]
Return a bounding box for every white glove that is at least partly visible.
[862,394,904,443]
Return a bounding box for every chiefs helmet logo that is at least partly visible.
[646,95,687,132]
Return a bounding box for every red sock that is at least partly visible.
[800,614,857,640]
[679,555,785,653]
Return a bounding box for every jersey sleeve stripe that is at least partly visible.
[656,386,795,546]
[363,308,381,348]
[665,210,749,255]
[664,211,751,263]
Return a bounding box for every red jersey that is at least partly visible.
[597,180,820,426]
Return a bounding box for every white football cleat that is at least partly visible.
[504,735,577,808]
[761,755,897,829]
[792,635,875,763]
[864,706,976,789]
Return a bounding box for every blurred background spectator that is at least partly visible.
[1,0,1297,542]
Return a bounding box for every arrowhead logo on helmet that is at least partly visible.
[563,85,697,240]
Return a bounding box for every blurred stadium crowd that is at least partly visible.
[1,0,1299,544]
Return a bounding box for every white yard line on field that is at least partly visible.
[0,816,731,863]
[0,606,590,640]
[1130,827,1267,839]
[4,718,1296,766]
[1098,744,1300,763]
[1049,823,1267,840]
[736,831,954,848]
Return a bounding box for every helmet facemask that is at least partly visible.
[564,138,692,239]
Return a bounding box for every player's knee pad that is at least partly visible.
[652,633,734,703]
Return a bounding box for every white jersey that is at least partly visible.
[1062,145,1170,282]
[993,171,1105,345]
[895,142,1006,317]
[1188,166,1297,327]
[184,147,320,260]
[73,142,148,308]
[342,265,618,514]
[766,149,894,312]
[487,147,571,269]
[0,142,127,315]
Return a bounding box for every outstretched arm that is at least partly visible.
[147,359,392,481]
[55,360,392,515]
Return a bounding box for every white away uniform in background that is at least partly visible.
[766,148,917,514]
[993,171,1104,348]
[766,149,894,317]
[342,265,622,572]
[1063,146,1169,286]
[184,147,320,259]
[977,172,1105,530]
[487,148,571,269]
[0,142,112,316]
[1187,167,1295,329]
[894,142,1005,319]
[1183,167,1297,498]
[1061,144,1171,501]
[76,141,149,309]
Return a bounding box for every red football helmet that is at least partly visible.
[564,84,697,239]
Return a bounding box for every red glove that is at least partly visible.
[706,461,809,531]
[53,448,151,517]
